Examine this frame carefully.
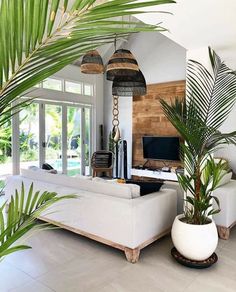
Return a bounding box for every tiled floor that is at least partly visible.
[1,226,236,292]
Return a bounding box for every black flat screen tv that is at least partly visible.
[142,136,180,161]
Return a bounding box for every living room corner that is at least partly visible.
[1,1,236,292]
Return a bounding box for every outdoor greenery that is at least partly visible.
[0,103,90,177]
[20,103,39,162]
[0,182,76,260]
[160,47,236,225]
[0,0,175,128]
[0,121,11,163]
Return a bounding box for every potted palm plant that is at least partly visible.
[160,47,236,262]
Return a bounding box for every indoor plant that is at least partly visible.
[0,182,76,260]
[160,47,236,261]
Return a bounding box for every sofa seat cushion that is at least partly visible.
[20,169,140,199]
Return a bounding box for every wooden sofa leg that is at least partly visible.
[124,248,140,263]
[217,226,230,240]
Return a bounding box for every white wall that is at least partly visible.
[103,32,186,176]
[215,105,236,172]
[135,0,236,68]
[187,47,236,172]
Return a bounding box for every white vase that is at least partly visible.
[171,214,218,261]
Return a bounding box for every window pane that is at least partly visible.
[20,103,39,168]
[45,105,62,173]
[65,81,82,94]
[84,84,93,96]
[43,78,62,91]
[0,118,12,185]
[85,108,91,175]
[67,107,81,176]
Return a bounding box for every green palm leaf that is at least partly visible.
[0,0,175,127]
[0,182,76,259]
[160,48,236,224]
[187,48,236,130]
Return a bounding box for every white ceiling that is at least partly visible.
[136,0,236,68]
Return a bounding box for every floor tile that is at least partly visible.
[37,249,128,292]
[0,261,32,291]
[184,274,236,292]
[1,227,236,292]
[9,279,54,292]
[5,229,86,278]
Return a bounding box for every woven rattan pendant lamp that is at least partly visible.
[81,50,104,74]
[112,70,147,96]
[106,49,139,81]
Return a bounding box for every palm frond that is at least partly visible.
[0,182,76,259]
[160,48,236,224]
[0,0,175,126]
[187,47,236,130]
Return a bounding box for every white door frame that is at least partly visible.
[13,98,92,175]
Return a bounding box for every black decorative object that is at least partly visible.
[106,49,139,81]
[171,247,218,269]
[112,70,146,96]
[81,50,104,74]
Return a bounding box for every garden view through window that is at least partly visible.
[0,101,92,185]
[0,76,93,186]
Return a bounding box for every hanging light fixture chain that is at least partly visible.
[112,95,119,127]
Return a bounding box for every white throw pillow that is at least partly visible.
[93,178,140,198]
[20,169,139,199]
[123,183,140,198]
[28,166,41,171]
[92,177,105,182]
[74,174,92,180]
[27,166,57,174]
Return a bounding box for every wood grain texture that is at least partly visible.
[38,216,171,263]
[133,80,186,169]
[217,220,236,240]
[217,226,230,240]
[124,247,140,263]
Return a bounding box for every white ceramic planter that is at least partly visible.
[171,214,218,261]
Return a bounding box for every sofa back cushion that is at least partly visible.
[20,169,140,199]
[218,171,232,187]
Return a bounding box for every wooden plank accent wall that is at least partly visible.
[132,80,186,169]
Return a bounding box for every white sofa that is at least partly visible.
[5,169,177,263]
[213,180,236,239]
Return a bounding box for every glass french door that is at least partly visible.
[84,108,91,175]
[45,104,63,172]
[67,106,82,176]
[18,101,92,176]
[19,103,40,169]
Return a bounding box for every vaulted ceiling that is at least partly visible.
[136,0,236,68]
